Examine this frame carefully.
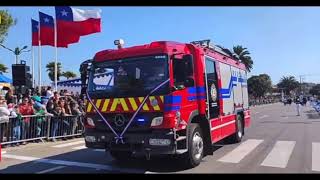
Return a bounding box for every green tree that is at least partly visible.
[233,45,253,72]
[248,74,272,98]
[62,71,77,79]
[309,84,320,96]
[0,63,8,74]
[277,76,300,95]
[0,10,17,43]
[46,62,62,82]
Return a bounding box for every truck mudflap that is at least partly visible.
[85,129,177,155]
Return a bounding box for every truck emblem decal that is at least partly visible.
[210,83,217,102]
[114,114,126,127]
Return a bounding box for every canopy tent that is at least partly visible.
[0,74,12,83]
[0,74,12,94]
[55,72,113,93]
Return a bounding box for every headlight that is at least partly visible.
[85,136,96,142]
[151,117,163,127]
[87,117,95,127]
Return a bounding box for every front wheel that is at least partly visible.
[183,123,204,168]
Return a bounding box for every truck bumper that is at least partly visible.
[84,129,177,155]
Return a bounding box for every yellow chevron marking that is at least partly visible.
[87,102,93,112]
[119,98,129,111]
[101,99,110,112]
[160,96,164,103]
[95,99,102,109]
[129,98,138,110]
[110,98,120,112]
[138,97,149,111]
[149,96,160,110]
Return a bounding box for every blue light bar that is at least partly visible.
[137,118,145,122]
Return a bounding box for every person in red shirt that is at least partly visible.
[18,97,34,143]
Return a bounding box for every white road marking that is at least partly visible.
[255,112,260,114]
[2,154,145,173]
[145,171,158,174]
[72,145,87,150]
[312,143,320,172]
[259,115,269,119]
[261,141,295,168]
[36,166,66,174]
[52,140,84,148]
[93,149,105,152]
[218,139,264,163]
[282,116,288,119]
[1,151,6,154]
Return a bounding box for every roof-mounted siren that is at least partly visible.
[114,39,125,49]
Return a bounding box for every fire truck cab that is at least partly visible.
[82,39,250,168]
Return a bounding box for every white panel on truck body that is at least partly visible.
[240,69,249,109]
[231,66,243,108]
[219,62,234,115]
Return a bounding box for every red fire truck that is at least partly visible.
[81,39,250,167]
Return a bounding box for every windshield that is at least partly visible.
[88,54,169,97]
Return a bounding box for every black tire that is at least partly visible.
[183,123,204,168]
[229,114,244,143]
[109,150,132,161]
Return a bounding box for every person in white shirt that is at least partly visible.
[46,87,54,99]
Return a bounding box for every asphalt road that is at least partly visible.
[1,102,320,174]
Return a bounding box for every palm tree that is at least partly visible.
[46,62,62,82]
[233,45,253,72]
[62,71,77,79]
[0,63,8,74]
[277,76,300,95]
[216,45,253,72]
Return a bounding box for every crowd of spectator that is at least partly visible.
[0,87,86,146]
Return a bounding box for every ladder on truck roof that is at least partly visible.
[190,39,240,61]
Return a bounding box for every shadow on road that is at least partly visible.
[0,142,227,174]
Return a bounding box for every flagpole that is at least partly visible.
[38,21,42,94]
[54,17,58,92]
[31,46,34,88]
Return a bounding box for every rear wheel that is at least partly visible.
[109,150,132,161]
[183,123,204,168]
[229,114,244,143]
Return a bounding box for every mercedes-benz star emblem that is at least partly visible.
[114,114,125,127]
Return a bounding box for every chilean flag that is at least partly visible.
[31,19,39,46]
[39,12,78,48]
[55,6,101,37]
[39,12,57,47]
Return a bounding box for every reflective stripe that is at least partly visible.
[138,97,149,111]
[101,99,110,112]
[119,98,129,111]
[95,99,102,109]
[87,102,93,112]
[128,98,138,110]
[160,96,164,103]
[149,96,160,110]
[211,120,235,131]
[110,98,119,112]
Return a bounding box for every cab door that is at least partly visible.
[204,56,221,141]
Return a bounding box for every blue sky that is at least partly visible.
[1,7,320,85]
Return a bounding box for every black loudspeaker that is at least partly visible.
[12,64,32,87]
